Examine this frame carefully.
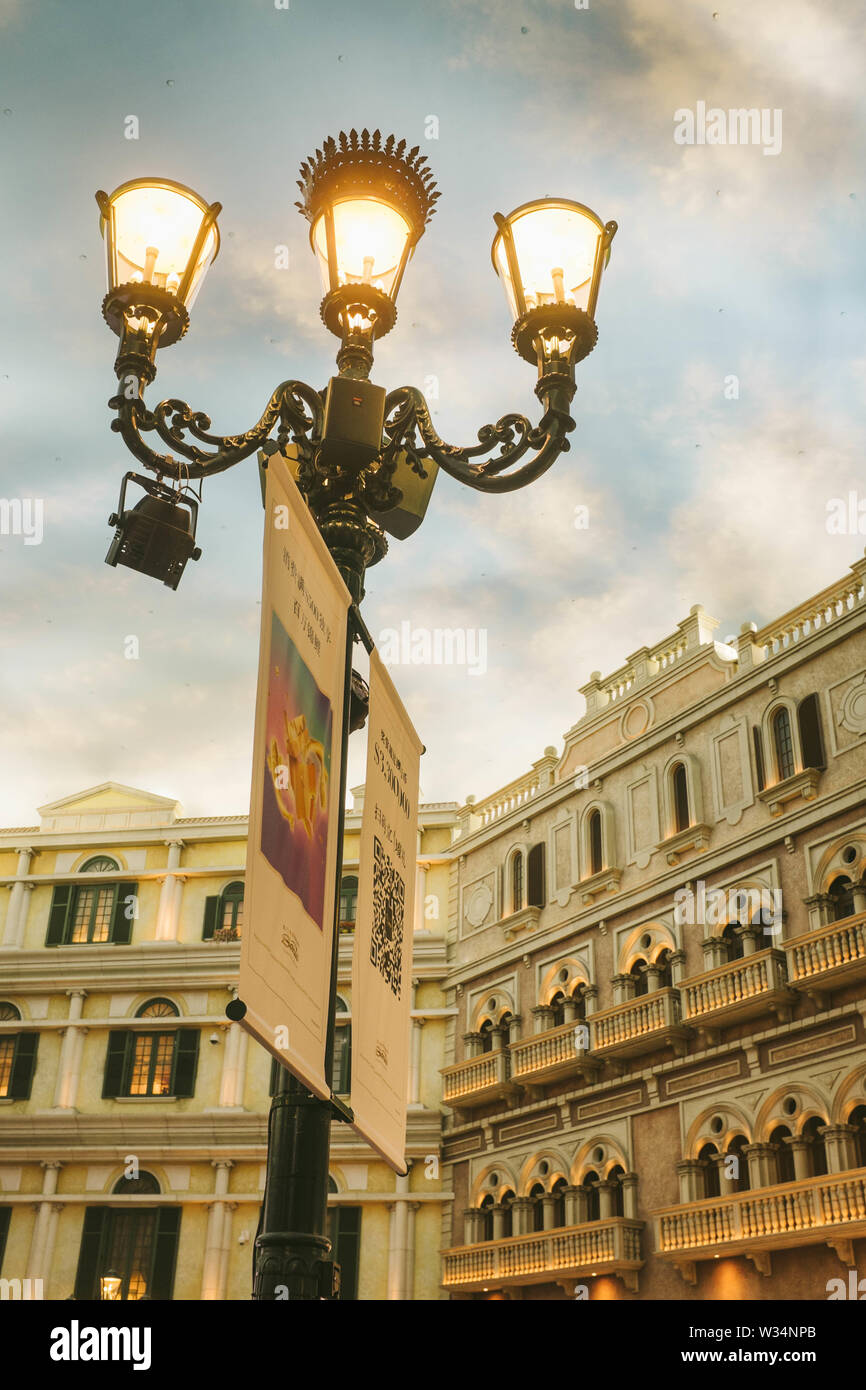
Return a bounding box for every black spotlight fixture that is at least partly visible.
[105,472,202,589]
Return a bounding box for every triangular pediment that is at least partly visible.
[37,783,181,830]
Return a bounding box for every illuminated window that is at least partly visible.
[46,858,136,947]
[0,1007,37,1100]
[0,1039,14,1097]
[220,881,244,934]
[74,1176,179,1301]
[102,1001,198,1100]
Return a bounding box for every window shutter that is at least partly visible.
[328,1206,362,1300]
[74,1207,108,1299]
[752,726,765,791]
[150,1206,181,1299]
[110,882,136,945]
[202,896,220,940]
[103,1031,130,1098]
[0,1206,10,1275]
[9,1033,38,1099]
[172,1031,200,1098]
[798,693,826,771]
[45,885,72,946]
[527,843,545,908]
[331,1026,352,1094]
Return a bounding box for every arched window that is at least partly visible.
[672,764,690,833]
[727,1135,750,1192]
[480,1194,495,1242]
[608,1164,625,1216]
[803,1116,828,1177]
[530,1182,546,1232]
[0,1003,34,1100]
[551,1178,567,1228]
[76,1171,178,1301]
[698,1143,720,1199]
[219,881,244,936]
[512,854,524,913]
[104,998,197,1101]
[136,999,179,1018]
[582,1171,600,1222]
[70,856,122,945]
[770,1125,796,1183]
[571,984,587,1022]
[829,876,855,922]
[339,875,358,930]
[850,1105,866,1169]
[0,1003,21,1021]
[722,922,744,962]
[772,708,795,781]
[500,1190,515,1238]
[588,809,603,875]
[629,958,648,998]
[550,992,566,1028]
[479,1019,494,1054]
[113,1171,160,1195]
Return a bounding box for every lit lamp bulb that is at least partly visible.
[100,1270,122,1300]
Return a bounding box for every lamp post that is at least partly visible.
[95,129,616,1299]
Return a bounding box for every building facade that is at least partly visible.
[440,550,866,1299]
[0,783,456,1301]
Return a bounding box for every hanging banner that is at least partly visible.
[239,456,350,1101]
[351,650,423,1171]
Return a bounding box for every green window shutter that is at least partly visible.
[328,1206,362,1300]
[110,882,136,945]
[527,843,546,908]
[103,1030,130,1098]
[74,1207,108,1299]
[150,1207,181,1300]
[202,896,220,940]
[752,726,766,791]
[9,1033,38,1099]
[0,1207,10,1275]
[798,693,827,771]
[172,1031,199,1098]
[45,885,72,946]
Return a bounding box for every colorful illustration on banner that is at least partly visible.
[260,610,333,928]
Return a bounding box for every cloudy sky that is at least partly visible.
[0,0,863,824]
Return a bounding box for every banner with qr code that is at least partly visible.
[350,649,423,1172]
[239,455,351,1102]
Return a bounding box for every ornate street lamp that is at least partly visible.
[95,130,616,1298]
[99,1269,122,1300]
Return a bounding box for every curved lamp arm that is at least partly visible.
[382,374,576,494]
[108,379,325,482]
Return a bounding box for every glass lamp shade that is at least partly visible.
[492,199,610,322]
[311,197,413,299]
[100,1270,123,1300]
[99,179,220,309]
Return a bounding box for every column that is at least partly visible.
[676,1161,704,1203]
[643,965,662,993]
[216,1202,238,1300]
[620,1172,639,1219]
[463,1208,481,1244]
[510,1198,533,1237]
[409,1017,424,1107]
[404,1202,419,1301]
[218,1012,241,1107]
[52,991,87,1109]
[744,1143,777,1188]
[804,894,832,930]
[611,974,631,1006]
[492,1204,507,1240]
[155,840,183,941]
[582,986,599,1017]
[232,1026,249,1109]
[26,1162,62,1279]
[532,1006,554,1034]
[738,926,761,957]
[463,1031,482,1058]
[388,1170,411,1300]
[701,938,727,969]
[541,1194,558,1230]
[669,951,688,986]
[714,1154,737,1196]
[563,1186,582,1226]
[597,1181,615,1219]
[784,1137,812,1182]
[820,1124,858,1174]
[3,847,34,948]
[852,883,866,914]
[200,1160,233,1299]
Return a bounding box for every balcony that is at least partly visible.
[654,1168,866,1283]
[786,912,866,1003]
[441,1049,516,1111]
[680,948,795,1035]
[509,1020,599,1088]
[442,1217,644,1294]
[592,988,689,1060]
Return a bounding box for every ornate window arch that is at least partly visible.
[505,845,526,914]
[760,697,801,785]
[579,801,615,879]
[619,921,678,978]
[661,753,703,838]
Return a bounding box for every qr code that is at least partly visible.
[370,835,405,998]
